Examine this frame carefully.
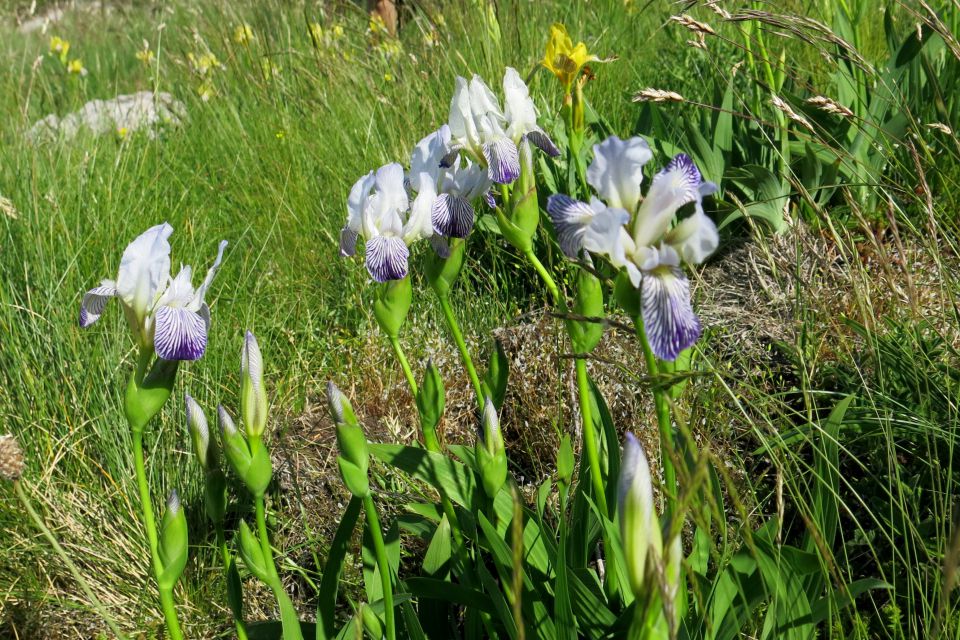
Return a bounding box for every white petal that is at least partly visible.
[546,194,594,258]
[154,305,208,361]
[469,74,503,119]
[116,223,173,319]
[79,281,116,328]
[191,240,228,308]
[666,211,718,264]
[448,76,477,147]
[587,136,652,212]
[242,330,264,391]
[406,179,437,243]
[633,154,702,248]
[410,126,451,192]
[641,267,701,362]
[503,67,538,142]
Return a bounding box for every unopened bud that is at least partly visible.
[159,489,188,588]
[476,398,507,499]
[326,381,358,427]
[0,435,24,481]
[185,394,217,469]
[618,432,662,598]
[240,331,269,439]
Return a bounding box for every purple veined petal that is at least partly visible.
[483,191,496,208]
[634,154,703,247]
[526,128,560,157]
[432,193,475,238]
[154,305,208,361]
[364,235,409,282]
[482,137,520,184]
[546,194,594,258]
[340,226,359,257]
[79,282,117,328]
[440,144,463,169]
[430,235,451,259]
[640,266,701,362]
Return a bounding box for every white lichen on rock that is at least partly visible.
[27,91,186,143]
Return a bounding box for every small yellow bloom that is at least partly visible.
[233,23,254,46]
[378,39,402,60]
[49,36,70,63]
[423,30,439,47]
[188,52,222,77]
[136,47,155,65]
[116,127,129,140]
[197,79,216,101]
[260,59,280,80]
[332,24,345,39]
[309,22,324,47]
[542,23,599,91]
[275,130,285,140]
[383,72,394,83]
[67,58,87,76]
[368,14,388,36]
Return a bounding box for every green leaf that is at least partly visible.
[317,497,362,640]
[369,444,480,511]
[405,577,496,613]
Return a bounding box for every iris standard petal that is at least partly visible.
[641,266,701,362]
[406,179,437,243]
[482,136,521,184]
[633,154,702,248]
[116,222,173,318]
[546,194,595,258]
[154,305,208,361]
[587,136,652,212]
[432,193,475,238]
[191,240,228,309]
[503,66,539,142]
[365,235,409,282]
[79,281,117,328]
[665,211,718,265]
[430,235,451,259]
[448,76,476,146]
[410,125,451,192]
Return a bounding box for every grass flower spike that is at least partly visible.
[79,223,228,361]
[0,435,24,481]
[340,163,431,282]
[547,136,718,360]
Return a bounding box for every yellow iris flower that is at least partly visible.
[233,24,254,46]
[49,36,70,63]
[542,23,598,91]
[67,59,87,76]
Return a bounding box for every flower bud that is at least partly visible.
[360,603,384,639]
[220,405,272,497]
[329,382,370,498]
[482,339,509,411]
[664,534,683,625]
[240,331,269,439]
[125,357,179,433]
[567,267,604,354]
[499,141,539,253]
[618,432,662,598]
[556,434,574,491]
[158,490,188,589]
[326,381,358,428]
[476,397,507,499]
[416,360,445,450]
[237,519,270,582]
[373,277,412,340]
[0,435,24,481]
[185,393,218,469]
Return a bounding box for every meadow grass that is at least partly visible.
[0,0,958,637]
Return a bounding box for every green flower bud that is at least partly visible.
[416,360,445,448]
[220,405,271,497]
[476,398,507,499]
[482,339,509,411]
[329,382,370,498]
[125,356,179,433]
[618,432,662,599]
[557,434,574,491]
[425,238,466,299]
[360,603,384,639]
[664,534,683,623]
[158,490,188,589]
[185,393,218,470]
[237,520,270,582]
[373,277,412,340]
[566,267,604,354]
[241,331,269,439]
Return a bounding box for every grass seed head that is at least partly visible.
[0,434,24,481]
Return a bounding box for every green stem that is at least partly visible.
[362,495,396,640]
[16,480,129,640]
[523,248,560,304]
[388,335,418,399]
[132,430,184,640]
[437,294,485,409]
[635,319,677,514]
[255,493,304,640]
[217,525,248,640]
[575,358,608,519]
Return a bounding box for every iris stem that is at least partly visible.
[131,428,184,640]
[575,358,608,519]
[254,491,304,640]
[436,293,485,409]
[216,524,248,640]
[523,248,560,304]
[388,335,418,399]
[635,318,677,514]
[362,494,396,640]
[15,480,129,640]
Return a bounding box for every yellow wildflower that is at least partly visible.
[332,24,345,39]
[542,23,599,91]
[135,46,155,65]
[309,22,324,48]
[384,72,394,83]
[197,79,216,102]
[67,59,87,76]
[369,14,388,36]
[260,59,281,80]
[275,130,285,140]
[434,13,446,28]
[49,36,70,63]
[116,127,129,140]
[233,23,254,46]
[423,30,439,47]
[378,39,402,60]
[188,52,222,77]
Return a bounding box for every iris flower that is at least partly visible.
[79,223,228,361]
[445,67,558,185]
[541,23,599,92]
[339,163,432,282]
[547,135,718,361]
[409,124,491,247]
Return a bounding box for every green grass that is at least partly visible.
[1,0,958,637]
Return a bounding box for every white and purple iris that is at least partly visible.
[339,163,433,282]
[546,135,719,361]
[409,124,491,255]
[446,67,559,184]
[79,223,228,361]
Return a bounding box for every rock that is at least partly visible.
[26,91,186,143]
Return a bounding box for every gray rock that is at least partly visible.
[27,91,186,143]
